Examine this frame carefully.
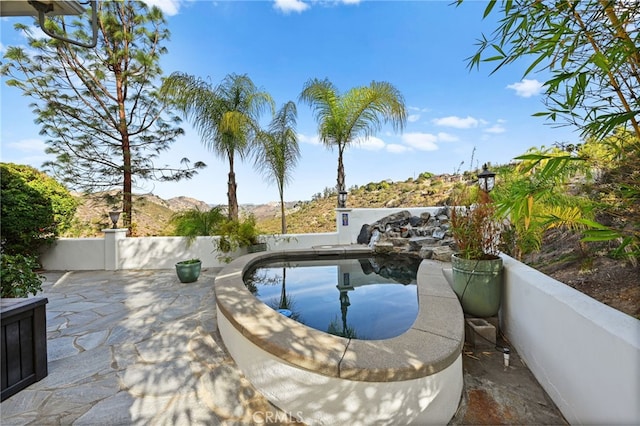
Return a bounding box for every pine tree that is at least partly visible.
[1,0,205,233]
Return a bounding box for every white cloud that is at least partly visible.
[386,144,410,153]
[484,124,506,134]
[507,79,544,98]
[408,106,429,112]
[274,0,310,14]
[437,132,458,142]
[8,138,47,152]
[297,133,320,145]
[432,115,479,129]
[273,0,358,13]
[401,132,439,151]
[407,114,420,123]
[355,136,385,151]
[143,0,181,16]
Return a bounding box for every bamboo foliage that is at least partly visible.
[459,0,640,141]
[491,148,595,259]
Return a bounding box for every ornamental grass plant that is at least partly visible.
[450,186,503,260]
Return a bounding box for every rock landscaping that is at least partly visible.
[357,209,456,262]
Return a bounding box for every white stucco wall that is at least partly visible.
[500,254,640,425]
[118,236,223,269]
[218,308,463,425]
[39,207,440,271]
[263,232,339,250]
[39,238,105,270]
[40,233,341,270]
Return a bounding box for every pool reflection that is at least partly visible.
[244,255,421,340]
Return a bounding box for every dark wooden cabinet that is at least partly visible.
[1,297,48,401]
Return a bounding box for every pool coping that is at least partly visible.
[215,245,464,382]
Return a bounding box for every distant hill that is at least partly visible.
[258,174,462,234]
[64,174,462,237]
[64,191,301,237]
[65,192,211,237]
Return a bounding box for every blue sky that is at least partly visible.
[1,0,580,205]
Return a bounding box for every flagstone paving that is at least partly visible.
[1,270,289,425]
[1,269,566,425]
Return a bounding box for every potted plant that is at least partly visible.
[449,181,504,317]
[1,254,45,298]
[175,258,202,283]
[1,253,48,400]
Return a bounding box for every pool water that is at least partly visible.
[244,255,420,340]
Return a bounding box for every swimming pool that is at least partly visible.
[215,246,464,425]
[244,255,421,340]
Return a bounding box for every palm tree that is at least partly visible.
[299,78,407,205]
[161,72,273,220]
[254,101,300,233]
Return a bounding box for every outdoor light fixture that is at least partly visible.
[338,190,348,208]
[108,211,121,229]
[0,0,98,48]
[477,164,496,193]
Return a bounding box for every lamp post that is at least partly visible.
[338,190,348,208]
[477,164,496,193]
[108,211,121,229]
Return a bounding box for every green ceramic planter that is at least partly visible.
[451,254,503,317]
[175,260,202,283]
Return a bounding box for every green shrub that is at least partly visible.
[1,163,77,256]
[170,206,226,245]
[0,254,45,298]
[213,215,262,262]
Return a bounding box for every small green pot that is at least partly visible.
[175,260,202,283]
[451,253,503,317]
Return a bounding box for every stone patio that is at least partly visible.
[0,269,566,425]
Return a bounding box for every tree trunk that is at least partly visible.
[227,153,238,220]
[280,191,287,234]
[336,142,346,207]
[228,172,238,221]
[123,165,132,235]
[122,131,132,234]
[116,68,132,235]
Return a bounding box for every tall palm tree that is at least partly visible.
[299,78,407,205]
[161,72,273,220]
[254,101,300,233]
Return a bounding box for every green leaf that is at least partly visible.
[483,0,497,18]
[591,51,609,72]
[582,229,621,242]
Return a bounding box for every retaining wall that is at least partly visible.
[39,230,340,270]
[500,254,640,424]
